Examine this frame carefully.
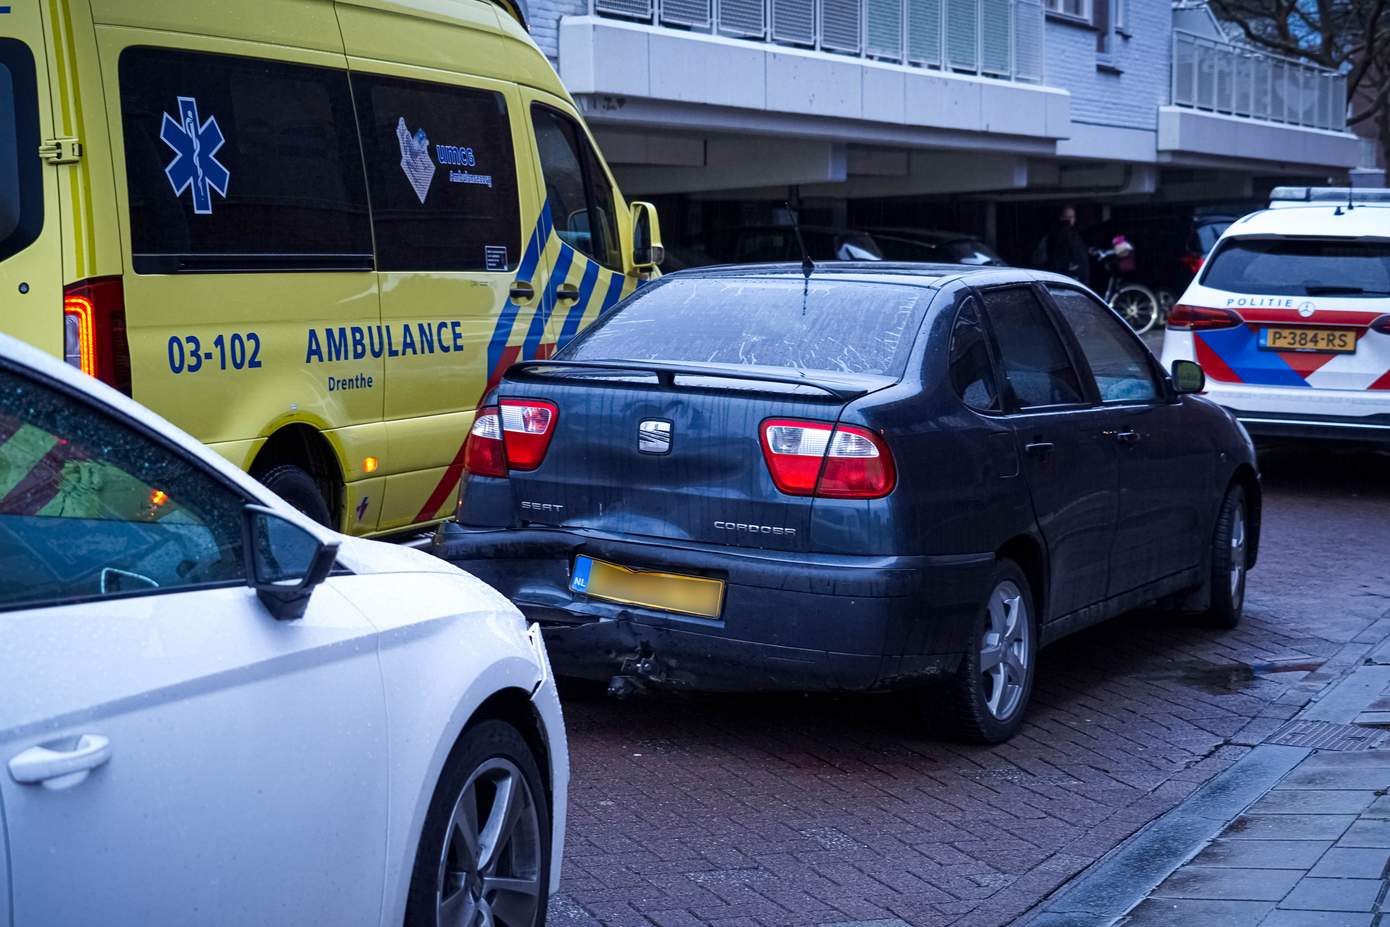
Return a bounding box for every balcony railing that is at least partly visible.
[592,0,1046,83]
[1171,30,1347,131]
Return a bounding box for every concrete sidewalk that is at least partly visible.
[1122,748,1390,925]
[1026,628,1390,927]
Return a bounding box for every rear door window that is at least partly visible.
[0,39,42,262]
[353,74,521,272]
[1202,238,1390,297]
[949,297,1000,412]
[119,48,372,273]
[1048,287,1160,403]
[980,286,1086,409]
[562,276,930,377]
[531,106,622,270]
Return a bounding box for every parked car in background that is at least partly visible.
[1161,188,1390,444]
[719,225,885,262]
[439,262,1260,744]
[0,333,567,927]
[865,228,1007,266]
[1181,212,1239,282]
[1,0,660,537]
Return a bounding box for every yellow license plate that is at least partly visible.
[1259,327,1356,353]
[570,556,725,619]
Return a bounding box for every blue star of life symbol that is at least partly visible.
[160,96,230,215]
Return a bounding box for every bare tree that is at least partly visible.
[1208,0,1389,175]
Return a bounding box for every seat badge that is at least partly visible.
[639,420,672,455]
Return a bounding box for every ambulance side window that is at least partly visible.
[119,48,373,274]
[352,74,521,272]
[531,106,622,271]
[0,39,42,262]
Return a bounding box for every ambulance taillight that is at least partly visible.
[63,277,133,396]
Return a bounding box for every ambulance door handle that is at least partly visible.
[556,284,581,302]
[510,281,535,303]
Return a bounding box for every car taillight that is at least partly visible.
[1371,315,1390,335]
[499,399,558,471]
[464,407,507,478]
[760,419,896,499]
[1167,304,1243,331]
[1180,253,1205,276]
[463,400,559,478]
[63,276,132,394]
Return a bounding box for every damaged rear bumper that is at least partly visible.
[433,522,993,693]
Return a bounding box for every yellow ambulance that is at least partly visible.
[1,0,661,534]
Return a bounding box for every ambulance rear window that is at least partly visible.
[1203,238,1390,297]
[0,39,43,263]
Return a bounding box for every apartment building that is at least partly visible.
[524,0,1361,259]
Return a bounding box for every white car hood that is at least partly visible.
[333,535,465,576]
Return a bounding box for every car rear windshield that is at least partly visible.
[1202,237,1390,296]
[562,276,932,377]
[0,40,43,263]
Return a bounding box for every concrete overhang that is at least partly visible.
[1157,106,1363,173]
[559,16,1072,154]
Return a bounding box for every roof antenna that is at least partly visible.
[786,201,815,278]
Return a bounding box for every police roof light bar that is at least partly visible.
[1269,186,1390,208]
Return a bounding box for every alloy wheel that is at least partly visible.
[1229,502,1246,599]
[436,757,543,927]
[979,580,1030,721]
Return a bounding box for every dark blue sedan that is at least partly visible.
[437,263,1260,743]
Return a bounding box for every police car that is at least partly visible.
[1160,187,1390,443]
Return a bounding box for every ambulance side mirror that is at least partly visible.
[631,202,664,271]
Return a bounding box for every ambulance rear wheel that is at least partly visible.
[259,464,333,528]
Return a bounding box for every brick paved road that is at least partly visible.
[552,445,1390,927]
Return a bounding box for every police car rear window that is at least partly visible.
[1203,238,1390,297]
[119,48,373,274]
[0,39,42,264]
[561,276,930,377]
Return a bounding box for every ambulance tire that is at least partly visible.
[259,464,334,528]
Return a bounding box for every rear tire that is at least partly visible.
[1202,485,1248,629]
[941,560,1038,744]
[405,720,551,927]
[257,464,333,528]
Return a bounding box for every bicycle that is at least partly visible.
[1092,236,1161,334]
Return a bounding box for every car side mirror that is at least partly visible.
[1171,359,1206,395]
[631,201,664,271]
[241,504,339,620]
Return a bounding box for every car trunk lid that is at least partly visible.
[497,361,892,551]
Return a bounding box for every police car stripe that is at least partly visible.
[1197,327,1310,389]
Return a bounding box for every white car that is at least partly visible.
[1160,187,1390,443]
[0,333,567,927]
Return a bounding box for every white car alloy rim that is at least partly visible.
[436,757,543,927]
[980,580,1030,721]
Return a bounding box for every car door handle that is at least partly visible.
[1110,429,1141,446]
[1024,441,1055,457]
[510,280,535,302]
[556,283,581,302]
[9,734,112,789]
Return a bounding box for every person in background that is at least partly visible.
[1034,204,1091,287]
